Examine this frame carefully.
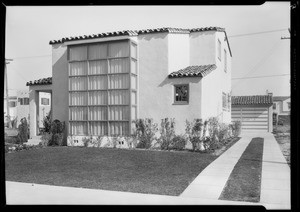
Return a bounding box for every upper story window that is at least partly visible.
[224,49,227,72]
[41,98,50,105]
[218,39,221,61]
[174,84,189,104]
[273,103,276,109]
[19,97,29,105]
[9,101,16,107]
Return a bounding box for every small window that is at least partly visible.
[222,92,227,110]
[18,98,24,105]
[9,101,16,107]
[174,84,189,104]
[41,98,50,105]
[23,98,29,105]
[273,103,276,109]
[227,93,231,111]
[224,49,227,72]
[218,39,221,61]
[287,102,290,110]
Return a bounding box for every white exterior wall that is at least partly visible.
[138,32,202,134]
[282,98,290,113]
[52,43,69,140]
[16,90,30,125]
[168,33,190,74]
[189,31,216,65]
[198,31,231,123]
[38,92,51,128]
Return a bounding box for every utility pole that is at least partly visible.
[5,59,13,128]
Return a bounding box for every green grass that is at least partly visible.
[219,137,264,202]
[5,147,218,196]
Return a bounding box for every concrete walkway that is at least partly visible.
[5,133,290,208]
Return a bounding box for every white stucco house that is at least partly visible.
[272,96,290,125]
[4,90,30,127]
[27,27,232,144]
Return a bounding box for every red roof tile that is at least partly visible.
[26,77,52,86]
[231,95,273,106]
[168,64,217,78]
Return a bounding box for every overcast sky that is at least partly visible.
[5,2,290,96]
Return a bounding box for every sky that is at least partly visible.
[5,2,290,96]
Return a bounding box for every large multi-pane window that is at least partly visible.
[68,40,137,136]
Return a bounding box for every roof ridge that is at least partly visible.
[49,27,224,44]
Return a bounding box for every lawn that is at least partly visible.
[273,124,290,166]
[5,147,219,196]
[219,137,264,203]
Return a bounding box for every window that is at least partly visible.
[9,101,16,107]
[41,98,50,105]
[227,93,231,110]
[23,98,29,105]
[287,102,290,110]
[224,49,227,72]
[68,40,137,136]
[174,84,189,104]
[273,103,276,109]
[218,39,221,61]
[222,92,227,110]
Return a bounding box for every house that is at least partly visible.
[4,90,30,127]
[26,77,52,137]
[27,27,232,145]
[272,96,290,125]
[231,95,273,132]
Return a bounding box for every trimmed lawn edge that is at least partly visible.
[218,137,264,203]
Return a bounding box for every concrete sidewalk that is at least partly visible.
[5,133,290,208]
[181,132,290,209]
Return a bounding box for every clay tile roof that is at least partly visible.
[168,64,217,78]
[26,77,52,86]
[49,27,221,44]
[273,96,290,101]
[231,95,273,106]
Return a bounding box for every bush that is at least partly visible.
[231,120,242,137]
[185,119,203,151]
[47,119,65,146]
[17,118,29,144]
[42,110,52,133]
[159,118,175,150]
[40,132,52,146]
[207,117,219,142]
[218,123,230,143]
[135,118,158,149]
[170,135,186,151]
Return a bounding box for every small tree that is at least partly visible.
[49,119,65,146]
[43,110,52,133]
[135,118,158,149]
[159,118,175,150]
[17,118,29,144]
[185,119,203,151]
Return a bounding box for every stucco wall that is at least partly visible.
[189,31,216,66]
[28,84,52,138]
[16,90,30,125]
[282,98,290,113]
[199,31,231,123]
[52,43,69,140]
[168,33,190,74]
[38,92,51,128]
[138,32,202,134]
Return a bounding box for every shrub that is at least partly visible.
[42,110,52,133]
[217,123,230,143]
[135,118,158,149]
[207,117,219,143]
[48,119,65,146]
[231,120,242,137]
[159,118,175,150]
[17,118,29,144]
[170,135,186,151]
[82,136,93,147]
[40,132,52,146]
[185,119,203,151]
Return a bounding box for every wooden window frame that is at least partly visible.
[173,84,189,105]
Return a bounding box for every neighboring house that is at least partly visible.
[26,77,52,137]
[4,90,30,127]
[272,96,290,125]
[231,95,273,132]
[27,27,232,144]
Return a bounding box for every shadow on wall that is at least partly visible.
[52,44,68,144]
[158,76,201,87]
[139,33,168,42]
[189,30,215,39]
